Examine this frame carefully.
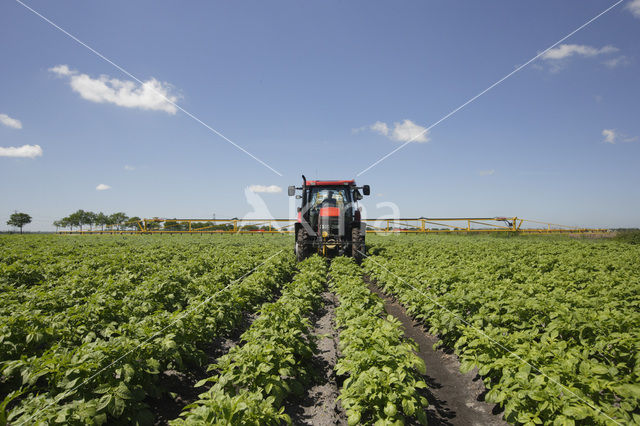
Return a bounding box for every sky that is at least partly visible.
[1,0,639,231]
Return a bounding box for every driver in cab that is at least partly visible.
[322,191,337,207]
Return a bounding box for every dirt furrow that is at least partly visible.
[367,279,507,426]
[151,310,264,424]
[286,290,346,425]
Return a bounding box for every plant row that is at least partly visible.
[1,255,259,362]
[364,235,640,425]
[330,257,429,425]
[171,255,328,425]
[2,237,294,425]
[0,236,284,361]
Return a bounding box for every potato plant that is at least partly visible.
[0,235,294,424]
[330,257,428,425]
[364,235,640,425]
[173,255,327,425]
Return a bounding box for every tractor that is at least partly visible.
[288,176,370,262]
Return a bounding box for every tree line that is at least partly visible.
[154,221,273,231]
[54,210,142,231]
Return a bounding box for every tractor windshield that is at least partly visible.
[309,187,351,210]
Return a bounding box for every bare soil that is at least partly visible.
[149,311,261,425]
[286,291,347,425]
[151,272,507,425]
[367,279,507,426]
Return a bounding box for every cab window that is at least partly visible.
[310,188,349,209]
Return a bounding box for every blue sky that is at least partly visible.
[1,0,639,231]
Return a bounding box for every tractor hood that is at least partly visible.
[319,207,341,217]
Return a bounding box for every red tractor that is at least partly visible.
[288,176,370,262]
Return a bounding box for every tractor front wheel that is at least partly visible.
[296,228,311,262]
[351,227,365,264]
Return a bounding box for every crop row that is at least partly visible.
[364,236,640,425]
[172,255,328,425]
[330,257,429,425]
[0,236,284,361]
[1,237,294,424]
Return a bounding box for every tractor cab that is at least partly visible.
[288,176,370,262]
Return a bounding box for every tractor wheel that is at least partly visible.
[296,228,311,262]
[351,227,365,264]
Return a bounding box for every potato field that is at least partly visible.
[0,234,638,425]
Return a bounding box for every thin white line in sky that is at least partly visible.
[356,0,624,176]
[15,0,283,176]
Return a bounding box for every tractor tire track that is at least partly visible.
[366,277,507,426]
[286,290,347,425]
[151,283,285,425]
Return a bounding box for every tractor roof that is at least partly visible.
[305,180,355,186]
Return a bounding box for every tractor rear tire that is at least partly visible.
[351,227,365,264]
[296,228,311,262]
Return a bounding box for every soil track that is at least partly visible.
[150,310,262,424]
[367,279,507,426]
[286,291,347,425]
[151,266,506,425]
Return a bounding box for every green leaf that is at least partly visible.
[459,360,475,374]
[562,405,590,420]
[401,398,415,416]
[614,383,640,399]
[590,364,609,375]
[413,357,426,375]
[384,402,397,417]
[347,410,361,426]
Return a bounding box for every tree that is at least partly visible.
[146,219,161,231]
[109,212,129,230]
[57,216,72,231]
[68,210,85,231]
[68,209,95,231]
[128,216,142,231]
[61,216,73,231]
[83,211,97,231]
[7,212,32,234]
[95,212,108,231]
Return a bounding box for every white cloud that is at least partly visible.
[538,44,618,72]
[391,119,429,143]
[0,113,22,129]
[370,121,389,136]
[49,65,179,114]
[603,129,638,144]
[627,0,640,18]
[0,144,42,158]
[124,165,135,171]
[541,44,618,60]
[248,185,282,193]
[49,64,73,76]
[602,129,616,144]
[364,119,429,143]
[603,55,630,69]
[479,169,495,176]
[96,184,111,191]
